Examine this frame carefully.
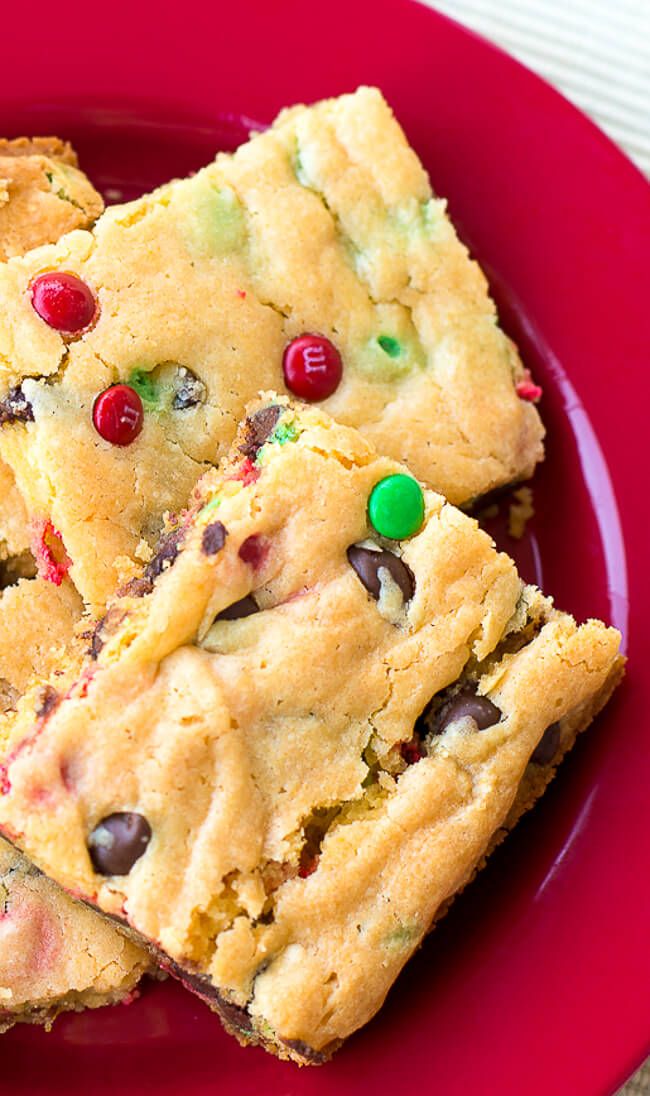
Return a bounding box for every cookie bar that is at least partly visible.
[0,87,544,609]
[0,136,103,560]
[0,578,154,1032]
[0,397,621,1063]
[0,138,103,262]
[0,612,154,1034]
[0,578,154,1033]
[0,573,83,698]
[0,624,154,1035]
[0,460,30,561]
[0,136,154,1032]
[0,133,96,703]
[0,130,97,863]
[0,842,150,1033]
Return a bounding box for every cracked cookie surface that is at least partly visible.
[0,139,152,1032]
[0,88,543,609]
[0,138,104,263]
[0,136,104,562]
[0,571,153,1033]
[0,397,620,1062]
[0,841,150,1033]
[0,577,153,1033]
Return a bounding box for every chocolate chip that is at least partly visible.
[530,722,561,765]
[0,385,34,426]
[281,1038,334,1064]
[88,621,105,660]
[215,594,259,621]
[87,606,127,660]
[172,367,206,410]
[239,405,281,460]
[433,687,502,735]
[201,521,227,556]
[36,685,59,719]
[118,575,154,599]
[88,812,151,875]
[347,545,415,602]
[145,526,185,581]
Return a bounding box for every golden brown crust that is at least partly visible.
[0,136,103,261]
[0,577,83,694]
[0,839,150,1032]
[0,137,78,166]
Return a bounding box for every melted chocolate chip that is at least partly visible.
[172,367,206,411]
[201,521,227,556]
[145,527,185,582]
[215,594,259,621]
[413,701,433,740]
[347,545,415,602]
[87,617,106,660]
[118,575,154,599]
[282,1038,335,1064]
[433,687,502,735]
[531,721,561,765]
[88,812,151,875]
[214,991,253,1034]
[239,405,282,460]
[36,685,59,719]
[0,385,34,426]
[88,606,128,660]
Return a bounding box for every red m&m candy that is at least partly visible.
[282,334,342,401]
[515,368,543,403]
[31,272,97,335]
[93,385,144,446]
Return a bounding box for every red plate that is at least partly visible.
[2,2,649,1093]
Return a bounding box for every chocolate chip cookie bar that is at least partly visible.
[0,133,97,698]
[0,614,154,1034]
[0,575,154,1034]
[0,136,103,561]
[0,138,104,263]
[0,139,152,1032]
[0,842,150,1033]
[0,87,544,610]
[0,573,153,1034]
[0,397,621,1062]
[0,570,82,696]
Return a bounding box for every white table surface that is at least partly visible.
[429,0,650,176]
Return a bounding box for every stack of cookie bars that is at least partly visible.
[0,90,623,1059]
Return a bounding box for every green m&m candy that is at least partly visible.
[368,474,424,540]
